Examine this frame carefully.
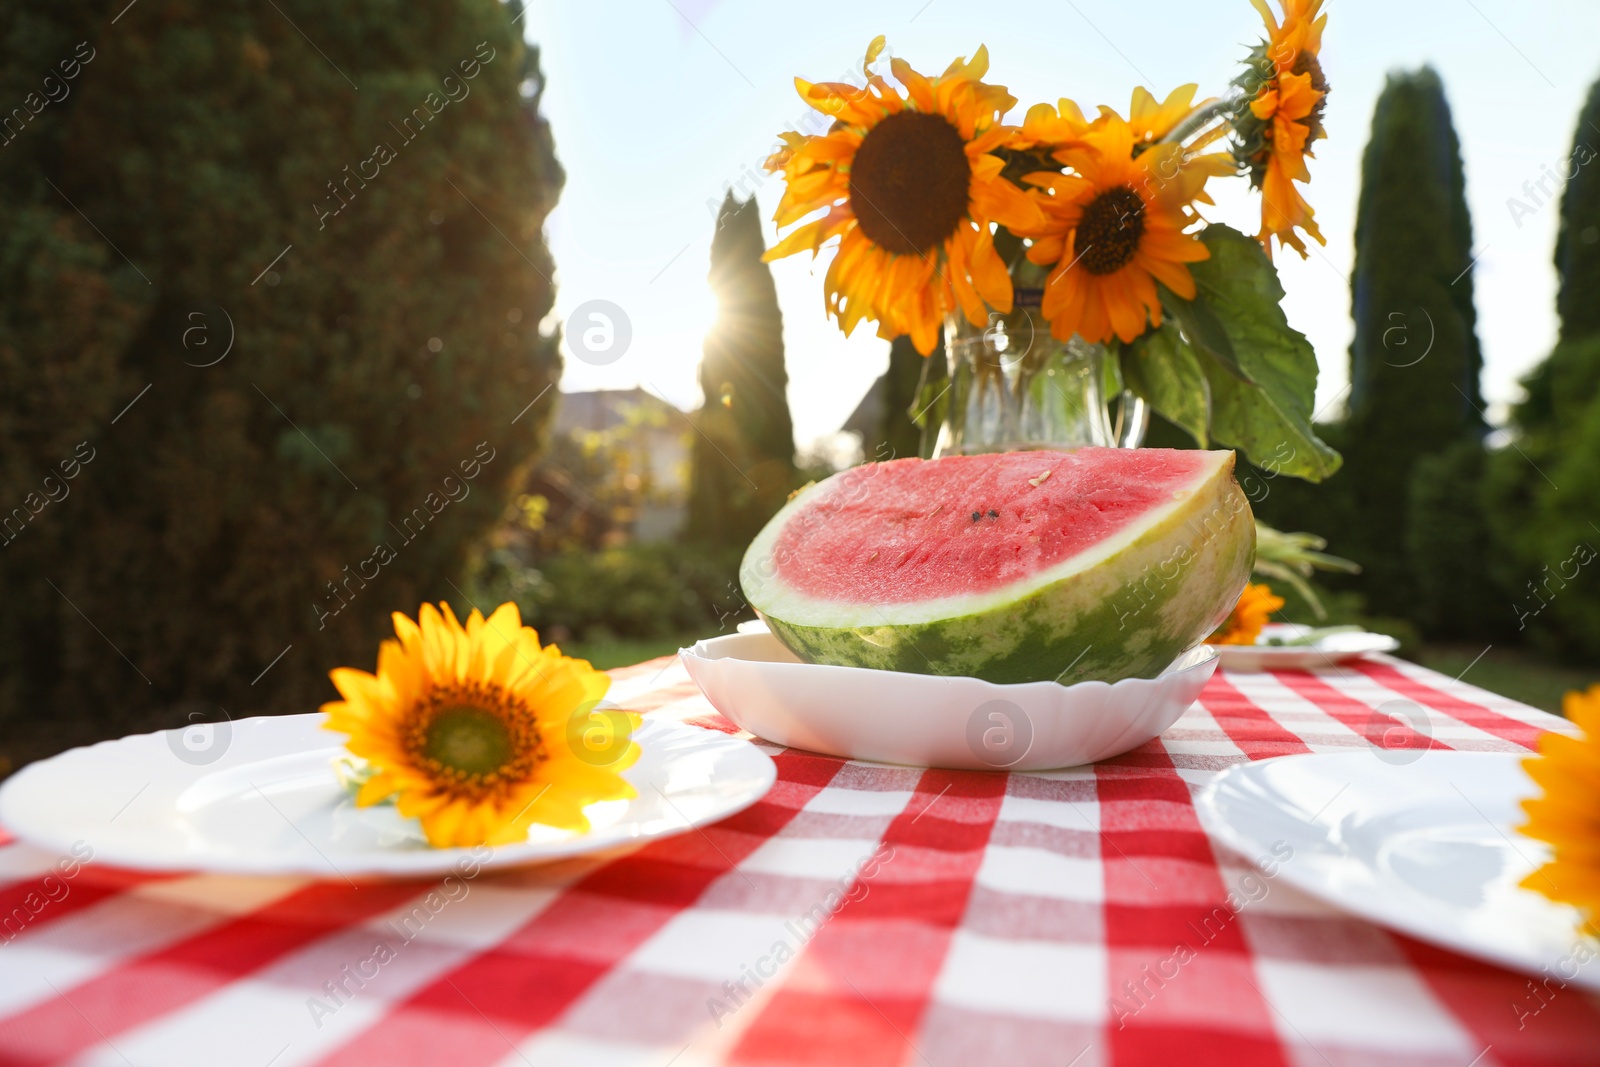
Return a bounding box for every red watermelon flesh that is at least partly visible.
[771,448,1216,604]
[742,447,1254,684]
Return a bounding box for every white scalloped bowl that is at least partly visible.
[681,629,1217,771]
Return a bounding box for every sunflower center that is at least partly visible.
[424,707,513,775]
[404,681,548,797]
[1075,186,1146,276]
[848,111,971,256]
[1292,51,1330,141]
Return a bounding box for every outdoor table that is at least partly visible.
[1,653,1596,1066]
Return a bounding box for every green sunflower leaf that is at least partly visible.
[1159,284,1252,384]
[1187,224,1343,482]
[1101,338,1125,400]
[1122,321,1210,447]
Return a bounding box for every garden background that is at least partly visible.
[1,0,1596,775]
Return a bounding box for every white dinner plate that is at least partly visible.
[682,630,1217,771]
[1212,623,1399,671]
[0,714,775,878]
[1196,750,1600,989]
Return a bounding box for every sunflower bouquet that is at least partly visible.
[764,0,1340,481]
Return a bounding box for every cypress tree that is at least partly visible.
[1555,76,1600,342]
[1484,73,1600,660]
[855,335,929,463]
[1517,74,1600,434]
[0,0,562,769]
[687,193,795,547]
[1342,67,1484,615]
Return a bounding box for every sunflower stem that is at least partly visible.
[1160,91,1248,151]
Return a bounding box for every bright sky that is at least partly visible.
[522,0,1600,446]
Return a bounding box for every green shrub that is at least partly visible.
[1514,335,1600,440]
[472,543,749,644]
[515,399,687,557]
[0,0,562,769]
[1406,438,1514,639]
[1519,392,1600,659]
[1487,336,1600,662]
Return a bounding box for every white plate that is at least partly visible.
[1196,750,1600,989]
[1212,622,1399,671]
[681,630,1217,771]
[0,714,775,878]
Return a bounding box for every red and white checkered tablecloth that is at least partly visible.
[1,653,1597,1067]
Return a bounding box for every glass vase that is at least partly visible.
[932,294,1148,457]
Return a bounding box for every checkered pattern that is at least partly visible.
[1,654,1596,1067]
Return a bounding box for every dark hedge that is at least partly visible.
[0,0,563,770]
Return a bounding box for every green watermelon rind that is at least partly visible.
[740,451,1255,685]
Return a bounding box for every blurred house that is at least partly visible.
[836,334,926,466]
[552,388,691,542]
[840,375,885,443]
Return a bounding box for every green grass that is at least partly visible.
[564,635,692,670]
[1409,644,1597,715]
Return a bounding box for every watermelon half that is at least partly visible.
[740,448,1254,685]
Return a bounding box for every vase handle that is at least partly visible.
[1116,392,1150,449]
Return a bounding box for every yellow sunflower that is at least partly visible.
[1013,85,1228,171]
[1011,96,1095,150]
[1237,0,1329,257]
[1016,97,1230,344]
[763,36,1043,355]
[323,602,640,848]
[1520,685,1600,931]
[1129,83,1221,147]
[1206,583,1285,645]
